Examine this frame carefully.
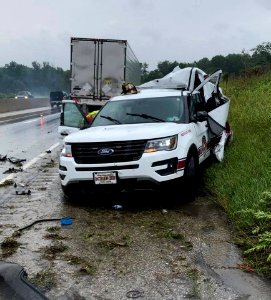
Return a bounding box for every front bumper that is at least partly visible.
[59,150,185,188]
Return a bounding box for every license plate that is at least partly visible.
[93,172,117,185]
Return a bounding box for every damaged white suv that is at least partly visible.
[59,68,231,200]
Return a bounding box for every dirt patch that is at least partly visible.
[0,179,14,187]
[41,241,68,260]
[29,268,57,292]
[1,236,21,258]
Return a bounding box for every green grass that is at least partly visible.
[206,72,271,276]
[0,93,15,99]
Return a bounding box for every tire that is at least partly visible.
[182,151,198,202]
[61,184,78,202]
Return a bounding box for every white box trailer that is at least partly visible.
[70,37,141,101]
[59,37,141,137]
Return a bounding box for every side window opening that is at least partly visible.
[190,94,206,121]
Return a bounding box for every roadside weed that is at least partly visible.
[206,72,271,276]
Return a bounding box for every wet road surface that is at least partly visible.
[0,149,271,299]
[0,113,60,181]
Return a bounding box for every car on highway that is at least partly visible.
[14,91,34,99]
[50,91,69,107]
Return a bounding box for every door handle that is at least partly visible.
[61,132,68,136]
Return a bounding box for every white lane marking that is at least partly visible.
[22,119,37,124]
[0,142,60,185]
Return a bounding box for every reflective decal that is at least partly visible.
[181,129,191,136]
[198,136,208,157]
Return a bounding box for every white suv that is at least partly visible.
[59,69,231,200]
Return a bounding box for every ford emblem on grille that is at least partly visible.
[97,148,114,155]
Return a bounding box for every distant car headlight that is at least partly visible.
[24,96,28,99]
[15,96,18,99]
[61,144,72,157]
[144,135,177,153]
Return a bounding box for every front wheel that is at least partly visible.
[183,153,198,202]
[61,184,79,202]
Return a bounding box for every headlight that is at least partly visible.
[61,144,72,157]
[15,96,18,99]
[145,135,177,153]
[24,96,28,99]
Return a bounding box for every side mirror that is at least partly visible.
[195,111,208,122]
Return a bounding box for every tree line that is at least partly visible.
[141,42,271,83]
[1,41,271,97]
[0,61,70,97]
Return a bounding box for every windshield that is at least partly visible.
[91,96,185,127]
[17,91,27,96]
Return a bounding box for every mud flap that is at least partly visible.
[0,261,47,300]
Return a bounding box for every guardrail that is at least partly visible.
[0,98,50,113]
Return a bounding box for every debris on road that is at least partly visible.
[3,167,23,174]
[46,150,52,154]
[126,290,145,299]
[14,182,27,188]
[8,157,26,166]
[14,181,31,195]
[16,218,74,233]
[112,204,123,210]
[0,179,14,187]
[15,189,31,195]
[60,217,73,226]
[0,154,7,161]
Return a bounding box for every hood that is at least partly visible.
[65,123,189,143]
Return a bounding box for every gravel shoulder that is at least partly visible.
[0,148,270,300]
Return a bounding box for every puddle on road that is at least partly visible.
[0,154,271,299]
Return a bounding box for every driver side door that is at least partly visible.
[58,100,88,138]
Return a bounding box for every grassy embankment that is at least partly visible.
[206,72,271,277]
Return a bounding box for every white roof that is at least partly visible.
[138,67,207,90]
[111,88,191,101]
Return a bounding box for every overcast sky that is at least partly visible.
[1,0,271,70]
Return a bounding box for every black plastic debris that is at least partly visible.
[16,189,31,195]
[3,167,23,174]
[0,154,7,161]
[45,150,51,153]
[8,157,26,166]
[126,290,145,299]
[17,217,74,232]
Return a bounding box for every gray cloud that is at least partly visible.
[0,0,271,70]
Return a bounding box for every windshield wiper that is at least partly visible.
[126,113,165,122]
[100,115,122,124]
